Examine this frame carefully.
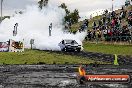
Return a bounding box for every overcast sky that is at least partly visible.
[2,0,127,18]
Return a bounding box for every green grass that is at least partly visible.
[0,49,108,65]
[1,43,130,65]
[83,42,132,55]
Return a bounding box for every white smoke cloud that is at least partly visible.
[0,1,87,51]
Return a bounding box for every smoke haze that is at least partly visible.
[0,1,87,51]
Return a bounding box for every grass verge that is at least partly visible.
[83,42,132,55]
[0,49,110,65]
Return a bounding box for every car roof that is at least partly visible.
[63,39,75,41]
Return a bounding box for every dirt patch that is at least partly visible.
[48,51,132,65]
[0,65,132,88]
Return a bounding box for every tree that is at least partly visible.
[38,0,49,10]
[59,3,70,15]
[73,9,80,22]
[59,3,67,9]
[59,3,80,25]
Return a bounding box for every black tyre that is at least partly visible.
[62,47,68,52]
[79,76,86,84]
[77,48,81,52]
[61,48,65,51]
[63,47,68,52]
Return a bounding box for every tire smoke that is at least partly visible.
[0,1,87,51]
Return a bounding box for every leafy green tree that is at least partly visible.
[38,0,49,9]
[73,9,80,23]
[60,3,80,25]
[59,3,70,15]
[59,3,67,9]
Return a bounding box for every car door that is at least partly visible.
[58,40,65,50]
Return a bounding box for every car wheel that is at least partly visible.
[62,48,65,51]
[65,48,68,52]
[79,76,86,84]
[77,48,81,52]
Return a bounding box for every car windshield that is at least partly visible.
[64,40,78,44]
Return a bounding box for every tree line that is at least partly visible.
[38,0,80,25]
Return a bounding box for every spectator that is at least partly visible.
[84,19,89,28]
[98,20,102,28]
[111,11,116,18]
[85,6,131,42]
[128,11,132,26]
[125,0,130,6]
[93,21,97,30]
[103,28,107,40]
[107,13,111,23]
[111,18,115,28]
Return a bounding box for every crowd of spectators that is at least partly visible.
[79,19,89,32]
[86,5,132,42]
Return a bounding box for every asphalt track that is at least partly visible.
[0,65,132,88]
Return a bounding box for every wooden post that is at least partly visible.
[30,39,34,49]
[112,0,114,12]
[0,0,3,23]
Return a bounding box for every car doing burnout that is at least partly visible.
[58,39,82,52]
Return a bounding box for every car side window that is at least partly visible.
[71,40,74,44]
[62,40,64,44]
